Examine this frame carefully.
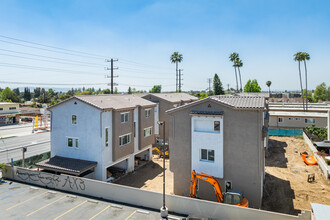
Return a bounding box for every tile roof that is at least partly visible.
[49,94,157,111]
[210,95,265,109]
[36,156,97,175]
[167,95,265,114]
[144,93,198,103]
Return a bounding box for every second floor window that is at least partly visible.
[214,121,220,132]
[278,117,283,123]
[121,112,129,123]
[72,115,77,124]
[68,138,73,147]
[9,107,16,110]
[119,133,131,146]
[144,127,152,137]
[305,118,316,124]
[68,137,79,148]
[105,128,109,147]
[145,109,151,118]
[0,108,3,111]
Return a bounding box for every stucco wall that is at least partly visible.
[0,103,20,114]
[50,98,103,180]
[169,100,264,208]
[112,109,134,162]
[269,116,327,129]
[139,106,155,150]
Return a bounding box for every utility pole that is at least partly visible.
[207,78,212,95]
[178,69,183,92]
[105,59,119,94]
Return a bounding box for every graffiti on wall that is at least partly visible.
[16,169,85,191]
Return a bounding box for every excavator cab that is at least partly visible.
[223,190,243,205]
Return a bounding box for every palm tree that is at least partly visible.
[235,58,243,92]
[301,52,310,111]
[229,52,239,92]
[294,52,305,111]
[170,52,183,92]
[266,81,272,96]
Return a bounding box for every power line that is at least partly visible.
[0,52,103,68]
[0,34,108,59]
[0,80,106,86]
[0,48,104,66]
[0,39,104,60]
[119,59,172,70]
[0,62,104,75]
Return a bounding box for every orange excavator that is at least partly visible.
[189,170,248,207]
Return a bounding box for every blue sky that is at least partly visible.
[0,0,329,92]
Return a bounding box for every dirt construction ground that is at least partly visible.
[262,136,330,215]
[114,155,174,194]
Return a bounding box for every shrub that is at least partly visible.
[305,124,327,139]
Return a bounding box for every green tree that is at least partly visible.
[170,52,183,92]
[23,87,31,101]
[327,86,330,101]
[294,52,305,111]
[244,79,261,93]
[114,87,119,94]
[128,87,132,94]
[314,83,327,102]
[213,73,225,95]
[80,90,92,95]
[266,81,272,95]
[229,52,239,92]
[34,87,41,98]
[101,89,111,94]
[13,88,20,96]
[0,87,20,102]
[150,85,161,93]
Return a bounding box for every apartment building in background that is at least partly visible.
[38,95,157,181]
[0,102,20,125]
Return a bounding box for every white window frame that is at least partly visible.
[200,149,215,162]
[305,118,316,124]
[67,137,79,148]
[67,138,73,147]
[121,112,129,123]
[72,115,77,124]
[144,126,153,138]
[119,133,131,146]
[105,127,109,147]
[214,121,220,132]
[278,117,283,123]
[145,108,151,118]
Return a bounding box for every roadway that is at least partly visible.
[0,132,50,163]
[0,123,34,138]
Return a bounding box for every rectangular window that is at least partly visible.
[200,149,215,162]
[9,107,16,110]
[295,118,301,121]
[144,127,152,137]
[288,118,293,120]
[121,112,129,123]
[105,128,109,147]
[119,133,131,146]
[75,139,79,148]
[214,121,220,132]
[145,109,151,118]
[68,138,73,147]
[134,122,136,137]
[305,118,316,124]
[278,117,283,123]
[72,115,77,124]
[0,108,3,111]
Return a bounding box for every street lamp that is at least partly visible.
[158,121,168,218]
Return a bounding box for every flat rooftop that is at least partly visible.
[0,181,184,220]
[269,111,328,118]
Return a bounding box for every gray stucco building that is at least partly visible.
[167,95,268,208]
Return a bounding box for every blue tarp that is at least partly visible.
[269,128,303,136]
